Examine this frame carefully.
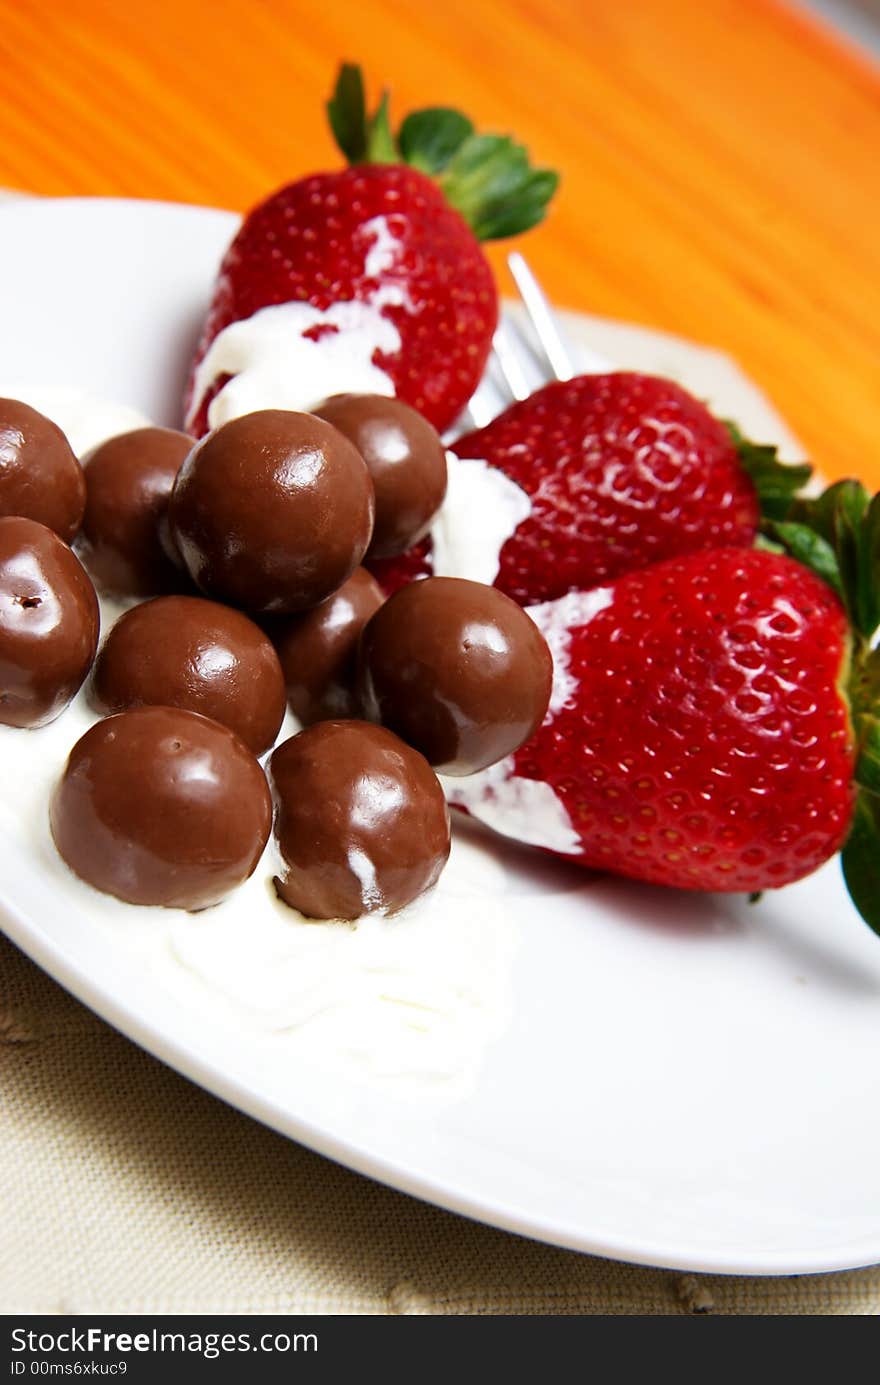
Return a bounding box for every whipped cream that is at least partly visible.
[443,764,581,855]
[187,216,412,431]
[528,587,614,715]
[429,456,532,586]
[361,214,402,279]
[165,837,513,1083]
[0,385,150,456]
[444,588,616,855]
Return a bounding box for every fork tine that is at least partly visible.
[507,251,574,382]
[457,252,581,438]
[456,390,498,434]
[492,320,533,401]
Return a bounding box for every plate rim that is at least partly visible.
[5,879,880,1279]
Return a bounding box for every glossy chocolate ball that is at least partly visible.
[169,409,375,613]
[0,516,99,728]
[90,595,287,755]
[268,567,384,725]
[0,398,86,543]
[77,427,193,597]
[314,394,447,558]
[270,720,450,920]
[357,576,553,775]
[50,706,272,910]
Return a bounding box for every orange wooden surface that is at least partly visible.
[0,0,878,483]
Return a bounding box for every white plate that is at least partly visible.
[2,196,880,1277]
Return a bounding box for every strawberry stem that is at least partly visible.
[326,63,559,240]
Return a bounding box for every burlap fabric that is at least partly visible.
[1,934,878,1316]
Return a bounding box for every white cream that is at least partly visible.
[0,384,150,455]
[444,588,617,856]
[0,535,516,1096]
[165,840,513,1083]
[361,214,402,279]
[428,455,532,586]
[188,298,402,430]
[528,587,614,715]
[444,764,581,855]
[186,215,412,431]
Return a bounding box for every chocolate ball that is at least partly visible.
[0,516,99,728]
[357,576,553,775]
[268,567,384,725]
[50,706,272,910]
[270,720,450,920]
[90,595,287,756]
[169,410,375,613]
[313,394,447,558]
[77,427,193,597]
[0,398,86,543]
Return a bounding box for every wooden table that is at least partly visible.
[1,0,877,485]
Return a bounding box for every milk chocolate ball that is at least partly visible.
[357,576,553,775]
[0,398,86,542]
[77,427,193,597]
[314,394,447,558]
[169,410,375,613]
[270,720,450,920]
[268,567,384,725]
[50,706,271,910]
[0,516,99,728]
[90,595,286,755]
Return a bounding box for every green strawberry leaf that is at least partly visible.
[848,642,880,724]
[763,520,844,600]
[439,135,559,239]
[854,715,880,797]
[725,421,811,521]
[752,531,785,555]
[326,64,559,240]
[327,63,368,164]
[858,492,880,639]
[364,91,399,164]
[788,480,869,548]
[831,482,869,633]
[398,108,474,174]
[783,480,878,640]
[841,792,880,937]
[767,479,880,641]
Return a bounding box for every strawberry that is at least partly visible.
[369,373,810,603]
[446,527,880,935]
[185,65,558,436]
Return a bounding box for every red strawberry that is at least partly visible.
[446,533,880,935]
[369,373,810,603]
[185,65,558,436]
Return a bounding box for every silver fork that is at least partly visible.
[454,252,613,436]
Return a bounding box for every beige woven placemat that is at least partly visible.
[1,933,878,1316]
